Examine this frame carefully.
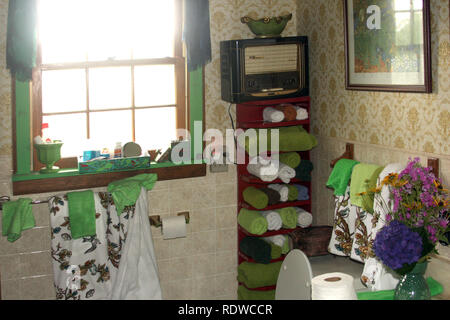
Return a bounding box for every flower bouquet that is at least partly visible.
[362,158,449,276]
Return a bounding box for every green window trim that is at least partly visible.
[12,67,205,194]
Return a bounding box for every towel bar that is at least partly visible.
[0,196,49,211]
[330,143,354,168]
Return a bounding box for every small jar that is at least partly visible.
[114,142,122,158]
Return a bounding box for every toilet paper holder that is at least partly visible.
[149,212,190,228]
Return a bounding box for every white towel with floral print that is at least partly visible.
[328,186,358,257]
[361,163,405,291]
[49,188,161,300]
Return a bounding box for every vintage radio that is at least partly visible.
[220,36,309,103]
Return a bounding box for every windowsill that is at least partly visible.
[12,161,207,195]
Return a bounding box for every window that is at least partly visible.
[32,0,186,169]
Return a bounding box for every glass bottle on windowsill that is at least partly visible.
[114,142,122,158]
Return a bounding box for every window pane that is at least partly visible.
[42,69,86,113]
[43,114,87,158]
[89,110,132,151]
[134,65,175,107]
[39,0,88,64]
[130,0,175,59]
[89,67,132,110]
[135,107,176,151]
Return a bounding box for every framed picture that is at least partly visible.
[344,0,432,93]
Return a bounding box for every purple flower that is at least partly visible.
[374,221,422,271]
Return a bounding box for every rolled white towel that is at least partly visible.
[294,106,309,120]
[261,211,282,231]
[295,207,313,228]
[247,157,278,182]
[277,163,296,183]
[263,235,286,248]
[267,184,289,202]
[263,107,284,123]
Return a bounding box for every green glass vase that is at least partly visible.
[394,262,431,300]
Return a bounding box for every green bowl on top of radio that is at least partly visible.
[34,142,63,173]
[241,13,292,38]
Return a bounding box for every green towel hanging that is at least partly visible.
[2,198,35,242]
[67,190,96,239]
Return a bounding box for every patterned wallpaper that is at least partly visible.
[297,0,450,156]
[0,0,12,156]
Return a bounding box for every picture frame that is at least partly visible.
[344,0,432,93]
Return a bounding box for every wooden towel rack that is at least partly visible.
[329,143,440,178]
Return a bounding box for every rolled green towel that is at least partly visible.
[239,237,272,264]
[243,187,268,209]
[2,198,35,242]
[295,159,314,181]
[270,242,282,259]
[238,208,268,235]
[287,185,299,201]
[281,235,290,254]
[243,126,318,155]
[238,285,275,300]
[357,277,442,300]
[349,163,384,213]
[279,152,301,169]
[108,173,158,215]
[326,159,360,196]
[237,261,283,289]
[67,190,96,239]
[276,207,297,229]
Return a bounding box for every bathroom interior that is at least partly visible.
[0,0,449,300]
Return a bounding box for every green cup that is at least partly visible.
[34,142,63,173]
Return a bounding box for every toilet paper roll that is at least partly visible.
[311,272,357,300]
[162,215,187,240]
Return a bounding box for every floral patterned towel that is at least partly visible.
[49,188,161,300]
[361,163,405,291]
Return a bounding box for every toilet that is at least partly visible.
[275,249,313,300]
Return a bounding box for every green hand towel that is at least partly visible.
[108,173,158,215]
[67,190,96,239]
[349,163,384,212]
[243,126,317,155]
[326,158,360,196]
[357,277,443,300]
[239,237,272,264]
[270,242,282,259]
[279,152,301,169]
[276,207,297,229]
[243,187,268,209]
[238,285,275,300]
[287,185,299,201]
[295,159,314,181]
[2,198,35,242]
[237,261,283,289]
[238,208,268,235]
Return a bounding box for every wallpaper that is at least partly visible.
[0,0,12,156]
[297,0,450,156]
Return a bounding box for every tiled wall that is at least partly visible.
[0,162,238,300]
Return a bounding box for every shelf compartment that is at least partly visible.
[238,224,300,237]
[238,250,286,264]
[239,200,311,211]
[237,119,309,129]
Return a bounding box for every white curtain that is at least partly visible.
[49,188,162,300]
